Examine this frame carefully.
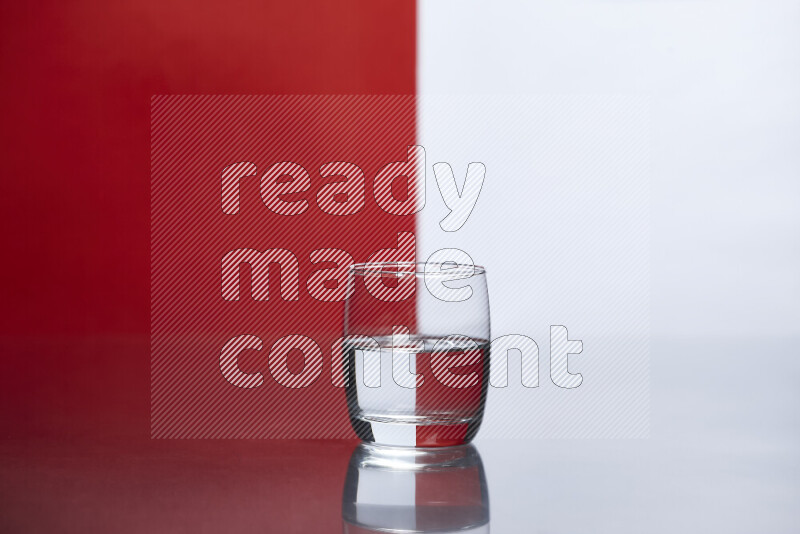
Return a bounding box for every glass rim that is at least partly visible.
[349,261,486,277]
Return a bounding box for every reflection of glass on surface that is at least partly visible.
[342,444,490,533]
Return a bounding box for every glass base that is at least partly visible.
[351,414,484,447]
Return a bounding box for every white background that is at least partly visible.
[418,1,799,531]
[419,0,799,340]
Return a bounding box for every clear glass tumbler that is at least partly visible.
[343,261,490,447]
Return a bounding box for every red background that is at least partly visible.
[0,0,415,439]
[150,95,416,438]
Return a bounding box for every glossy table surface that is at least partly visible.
[1,337,798,533]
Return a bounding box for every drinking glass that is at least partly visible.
[343,261,490,447]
